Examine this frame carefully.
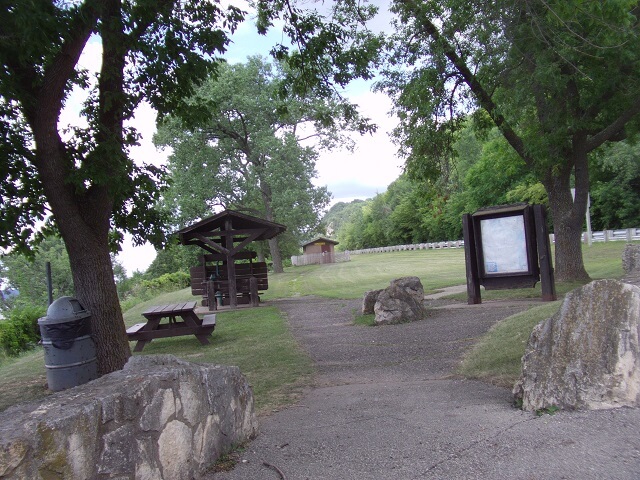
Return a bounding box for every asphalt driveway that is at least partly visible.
[209,296,640,480]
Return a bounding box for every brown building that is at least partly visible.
[302,237,338,263]
[302,237,339,256]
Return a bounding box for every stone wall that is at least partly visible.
[0,355,257,479]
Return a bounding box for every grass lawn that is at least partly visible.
[123,301,313,415]
[263,248,467,300]
[457,301,563,387]
[0,349,47,412]
[0,240,634,413]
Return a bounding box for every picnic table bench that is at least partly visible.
[190,258,268,310]
[126,301,216,352]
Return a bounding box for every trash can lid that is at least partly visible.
[38,296,91,325]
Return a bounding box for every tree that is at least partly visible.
[0,0,382,373]
[590,140,640,230]
[0,1,247,374]
[0,236,74,311]
[155,57,352,272]
[381,0,640,281]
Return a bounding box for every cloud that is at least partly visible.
[314,89,404,200]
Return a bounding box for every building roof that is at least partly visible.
[301,236,339,248]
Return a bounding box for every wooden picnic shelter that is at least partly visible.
[177,210,286,309]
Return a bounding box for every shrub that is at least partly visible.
[120,271,191,312]
[0,305,46,357]
[140,271,191,291]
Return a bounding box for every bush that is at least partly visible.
[139,271,191,291]
[120,271,191,312]
[0,305,46,357]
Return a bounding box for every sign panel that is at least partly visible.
[479,214,529,275]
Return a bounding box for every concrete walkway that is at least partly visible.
[209,296,640,480]
[424,284,468,300]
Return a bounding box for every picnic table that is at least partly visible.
[126,301,216,352]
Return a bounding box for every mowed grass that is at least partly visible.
[0,290,313,415]
[0,350,47,412]
[458,240,640,387]
[263,248,467,300]
[123,306,314,415]
[457,301,563,387]
[0,240,634,412]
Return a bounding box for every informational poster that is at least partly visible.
[479,215,529,274]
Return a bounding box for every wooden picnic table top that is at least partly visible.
[129,301,213,352]
[142,301,198,318]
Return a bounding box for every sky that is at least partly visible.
[109,3,405,275]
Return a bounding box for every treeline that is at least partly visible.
[0,238,195,358]
[325,126,640,251]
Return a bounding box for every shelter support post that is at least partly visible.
[225,219,238,308]
[206,281,217,311]
[250,276,259,308]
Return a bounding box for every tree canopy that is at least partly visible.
[380,0,640,281]
[0,0,383,374]
[154,56,360,271]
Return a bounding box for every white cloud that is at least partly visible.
[315,89,404,204]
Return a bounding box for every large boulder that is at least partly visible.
[514,279,640,412]
[374,276,428,325]
[622,244,640,274]
[362,289,383,315]
[622,244,640,286]
[390,276,425,304]
[0,355,257,479]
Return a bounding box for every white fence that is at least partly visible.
[291,251,351,266]
[346,227,640,256]
[579,228,640,244]
[349,241,464,255]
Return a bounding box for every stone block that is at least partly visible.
[622,244,640,274]
[0,355,257,479]
[362,289,383,315]
[514,279,640,411]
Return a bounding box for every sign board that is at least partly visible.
[462,203,556,304]
[479,215,529,275]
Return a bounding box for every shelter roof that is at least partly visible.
[176,210,286,256]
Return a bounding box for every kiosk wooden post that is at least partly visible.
[462,214,481,304]
[533,204,557,301]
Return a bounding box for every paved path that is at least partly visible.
[209,296,640,480]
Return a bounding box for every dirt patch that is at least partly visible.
[270,296,530,387]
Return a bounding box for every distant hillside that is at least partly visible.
[322,200,368,239]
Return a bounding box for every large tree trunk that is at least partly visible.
[268,236,284,273]
[31,109,132,375]
[543,149,591,283]
[27,0,131,375]
[31,139,132,374]
[65,230,131,375]
[259,179,284,273]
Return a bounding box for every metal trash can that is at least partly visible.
[38,296,98,391]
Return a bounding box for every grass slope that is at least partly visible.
[457,301,563,387]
